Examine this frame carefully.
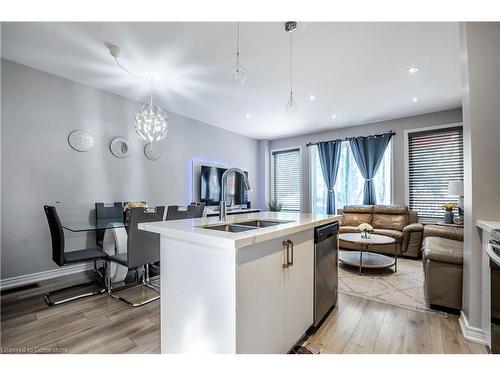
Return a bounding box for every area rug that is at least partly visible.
[338,251,441,314]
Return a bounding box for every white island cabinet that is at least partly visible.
[139,212,338,354]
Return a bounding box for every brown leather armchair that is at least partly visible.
[337,205,424,258]
[422,224,464,311]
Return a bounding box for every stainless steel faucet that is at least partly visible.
[219,168,251,221]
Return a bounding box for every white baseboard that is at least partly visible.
[459,311,488,345]
[0,263,93,291]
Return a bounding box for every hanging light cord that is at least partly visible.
[236,22,240,69]
[113,56,155,106]
[289,31,293,96]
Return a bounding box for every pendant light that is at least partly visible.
[228,22,247,84]
[134,77,169,143]
[285,21,298,114]
[109,45,168,143]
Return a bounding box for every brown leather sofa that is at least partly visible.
[337,205,424,258]
[422,224,464,311]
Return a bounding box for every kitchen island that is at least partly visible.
[139,211,339,353]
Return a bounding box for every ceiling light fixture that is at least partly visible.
[331,114,337,119]
[245,113,251,119]
[408,66,419,74]
[228,22,246,84]
[309,95,316,101]
[285,21,298,114]
[109,44,168,144]
[412,97,419,102]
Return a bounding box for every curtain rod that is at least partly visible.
[305,130,395,147]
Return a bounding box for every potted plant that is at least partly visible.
[268,200,283,212]
[441,203,458,224]
[357,223,374,239]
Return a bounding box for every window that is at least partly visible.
[272,148,301,211]
[311,140,392,215]
[407,126,463,221]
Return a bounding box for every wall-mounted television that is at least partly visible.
[200,165,249,206]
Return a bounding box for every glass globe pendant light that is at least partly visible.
[228,22,247,84]
[285,90,297,114]
[134,77,169,143]
[284,21,298,114]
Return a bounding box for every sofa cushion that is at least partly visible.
[423,225,464,242]
[372,228,403,243]
[372,213,408,231]
[342,213,373,227]
[339,226,358,234]
[373,205,408,215]
[408,210,418,224]
[422,237,463,265]
[343,205,374,213]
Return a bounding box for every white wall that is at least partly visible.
[257,140,270,210]
[0,59,260,280]
[269,109,463,213]
[0,29,2,295]
[459,23,500,340]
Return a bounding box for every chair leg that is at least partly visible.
[44,260,106,306]
[107,263,160,307]
[144,263,160,290]
[146,283,160,292]
[44,283,105,306]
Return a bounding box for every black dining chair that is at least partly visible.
[43,205,109,306]
[166,202,205,221]
[95,202,124,248]
[147,202,206,277]
[105,206,165,307]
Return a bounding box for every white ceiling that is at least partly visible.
[1,22,462,140]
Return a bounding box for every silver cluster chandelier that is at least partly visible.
[109,45,168,143]
[134,78,169,143]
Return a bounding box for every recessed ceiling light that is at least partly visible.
[331,114,337,119]
[408,66,419,74]
[245,113,251,119]
[309,95,316,101]
[412,97,419,102]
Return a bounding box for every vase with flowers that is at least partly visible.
[358,223,374,239]
[441,203,458,224]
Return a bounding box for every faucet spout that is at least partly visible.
[219,168,251,222]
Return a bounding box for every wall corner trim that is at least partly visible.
[0,263,93,291]
[459,310,488,345]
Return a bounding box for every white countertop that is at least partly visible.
[476,220,500,233]
[139,211,339,249]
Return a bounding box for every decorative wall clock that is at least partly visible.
[109,137,131,159]
[68,130,93,152]
[144,143,161,161]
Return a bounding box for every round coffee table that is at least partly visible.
[339,233,397,275]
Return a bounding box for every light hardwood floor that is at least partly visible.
[306,292,488,354]
[1,272,160,354]
[0,273,488,354]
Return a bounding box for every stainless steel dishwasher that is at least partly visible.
[486,230,500,353]
[313,221,339,327]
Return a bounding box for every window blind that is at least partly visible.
[408,126,463,221]
[273,148,301,211]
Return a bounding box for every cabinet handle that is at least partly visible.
[287,240,294,266]
[282,241,289,268]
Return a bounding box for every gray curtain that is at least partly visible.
[317,141,342,214]
[349,133,393,205]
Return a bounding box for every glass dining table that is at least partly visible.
[59,214,130,283]
[62,219,127,232]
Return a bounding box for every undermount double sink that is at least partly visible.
[201,220,294,233]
